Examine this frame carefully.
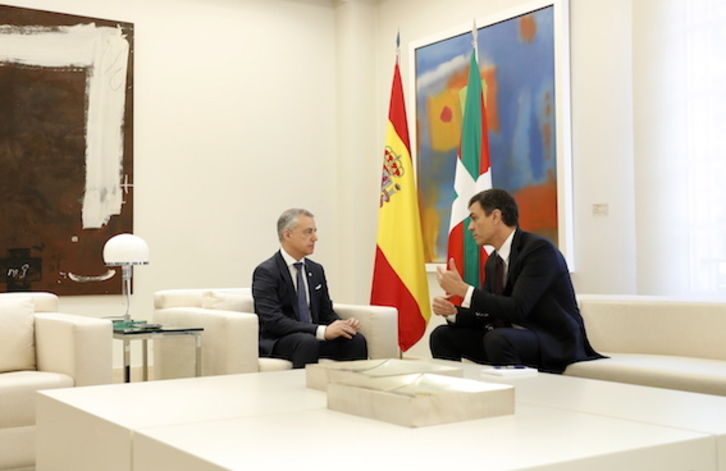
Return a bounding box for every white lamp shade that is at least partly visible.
[103,233,150,265]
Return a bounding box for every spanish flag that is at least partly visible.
[447,30,492,294]
[371,37,431,352]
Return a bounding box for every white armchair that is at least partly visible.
[0,292,112,471]
[153,288,399,379]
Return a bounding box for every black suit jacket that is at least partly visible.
[457,229,603,373]
[252,251,340,355]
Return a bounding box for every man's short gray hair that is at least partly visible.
[277,208,314,241]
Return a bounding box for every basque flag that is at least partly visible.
[447,32,492,298]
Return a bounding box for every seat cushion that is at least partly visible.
[0,370,74,428]
[565,352,726,396]
[258,357,293,372]
[0,425,35,470]
[0,296,36,373]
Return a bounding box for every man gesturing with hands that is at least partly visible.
[430,189,602,373]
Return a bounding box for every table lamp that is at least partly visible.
[103,233,149,323]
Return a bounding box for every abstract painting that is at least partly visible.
[0,5,134,294]
[412,0,572,264]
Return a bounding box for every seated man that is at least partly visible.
[252,208,367,368]
[431,188,603,373]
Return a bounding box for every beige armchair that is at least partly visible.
[153,288,399,379]
[0,292,112,471]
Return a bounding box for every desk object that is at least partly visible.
[327,372,514,427]
[113,324,203,382]
[305,358,462,391]
[482,365,539,377]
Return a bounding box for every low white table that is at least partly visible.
[36,366,723,471]
[36,371,320,471]
[465,363,726,471]
[131,400,712,471]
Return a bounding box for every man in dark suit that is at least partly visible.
[252,208,367,368]
[431,189,602,373]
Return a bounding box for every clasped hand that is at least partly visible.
[324,318,360,340]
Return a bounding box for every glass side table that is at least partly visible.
[113,324,203,383]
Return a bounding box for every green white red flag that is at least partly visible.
[447,35,492,294]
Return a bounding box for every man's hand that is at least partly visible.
[432,293,458,317]
[324,318,360,340]
[436,258,470,298]
[343,317,361,331]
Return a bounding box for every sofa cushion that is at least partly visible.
[0,291,58,312]
[258,357,293,372]
[154,290,205,309]
[565,352,726,396]
[0,296,36,373]
[0,370,74,428]
[578,296,726,361]
[202,291,253,312]
[0,425,34,470]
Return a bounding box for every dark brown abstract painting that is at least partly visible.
[0,5,134,295]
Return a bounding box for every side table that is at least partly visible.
[113,324,203,382]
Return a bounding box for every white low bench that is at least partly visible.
[565,295,726,396]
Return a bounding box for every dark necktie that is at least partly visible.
[293,262,310,323]
[492,254,511,328]
[494,254,505,295]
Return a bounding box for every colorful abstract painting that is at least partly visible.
[414,4,564,262]
[0,6,134,294]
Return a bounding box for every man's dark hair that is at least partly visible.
[468,188,519,227]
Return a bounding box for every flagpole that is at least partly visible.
[472,20,478,60]
[371,31,432,352]
[446,19,492,292]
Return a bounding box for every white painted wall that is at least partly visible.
[4,0,640,363]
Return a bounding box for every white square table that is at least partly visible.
[36,370,319,471]
[131,400,713,471]
[462,363,726,471]
[36,365,725,471]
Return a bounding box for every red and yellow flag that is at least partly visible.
[371,41,431,352]
[447,38,492,295]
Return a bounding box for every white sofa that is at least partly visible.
[564,295,726,396]
[153,288,399,379]
[0,292,113,471]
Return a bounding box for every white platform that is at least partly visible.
[466,362,726,471]
[36,363,726,471]
[36,372,319,471]
[132,403,712,471]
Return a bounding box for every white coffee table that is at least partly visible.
[36,366,722,471]
[450,360,726,471]
[131,401,713,471]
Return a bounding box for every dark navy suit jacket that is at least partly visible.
[456,229,603,373]
[252,251,340,356]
